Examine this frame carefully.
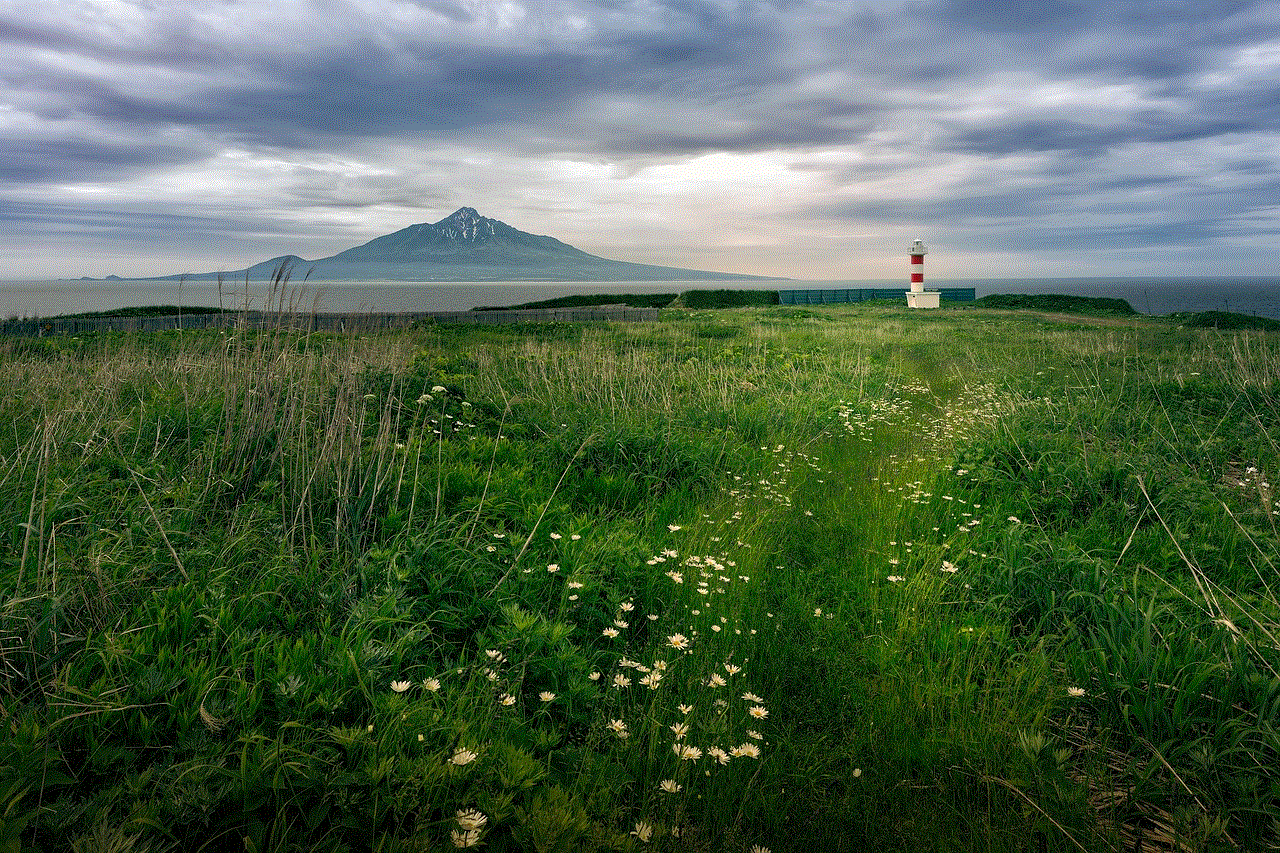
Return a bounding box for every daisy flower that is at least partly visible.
[451,829,481,848]
[449,748,479,766]
[673,744,703,761]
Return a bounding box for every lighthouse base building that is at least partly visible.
[904,239,939,308]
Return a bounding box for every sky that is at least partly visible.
[2,0,1279,281]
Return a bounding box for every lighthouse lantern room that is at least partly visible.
[905,239,940,309]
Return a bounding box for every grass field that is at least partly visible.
[2,303,1277,852]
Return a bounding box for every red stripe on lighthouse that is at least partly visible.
[911,273,924,283]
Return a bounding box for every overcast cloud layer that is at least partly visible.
[2,0,1279,279]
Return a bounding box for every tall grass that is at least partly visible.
[0,304,1276,851]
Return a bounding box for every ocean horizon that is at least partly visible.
[4,276,1279,321]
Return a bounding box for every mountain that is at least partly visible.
[137,208,777,282]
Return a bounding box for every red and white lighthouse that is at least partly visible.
[905,238,940,308]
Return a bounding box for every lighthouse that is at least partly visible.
[904,239,940,309]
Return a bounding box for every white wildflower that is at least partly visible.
[451,829,482,848]
[449,748,479,766]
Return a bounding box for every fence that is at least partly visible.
[778,287,976,305]
[0,306,662,338]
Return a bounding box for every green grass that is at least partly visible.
[1,305,1277,851]
[1174,310,1280,331]
[474,293,677,311]
[49,305,237,319]
[973,293,1139,316]
[679,289,780,309]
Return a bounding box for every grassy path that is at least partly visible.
[722,342,1068,850]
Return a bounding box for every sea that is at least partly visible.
[3,277,1279,321]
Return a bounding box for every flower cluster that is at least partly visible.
[451,808,488,848]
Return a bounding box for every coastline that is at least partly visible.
[5,276,1280,321]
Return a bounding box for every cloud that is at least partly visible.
[1,0,1278,278]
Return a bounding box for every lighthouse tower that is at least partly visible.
[905,239,940,309]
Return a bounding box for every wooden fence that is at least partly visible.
[0,306,662,338]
